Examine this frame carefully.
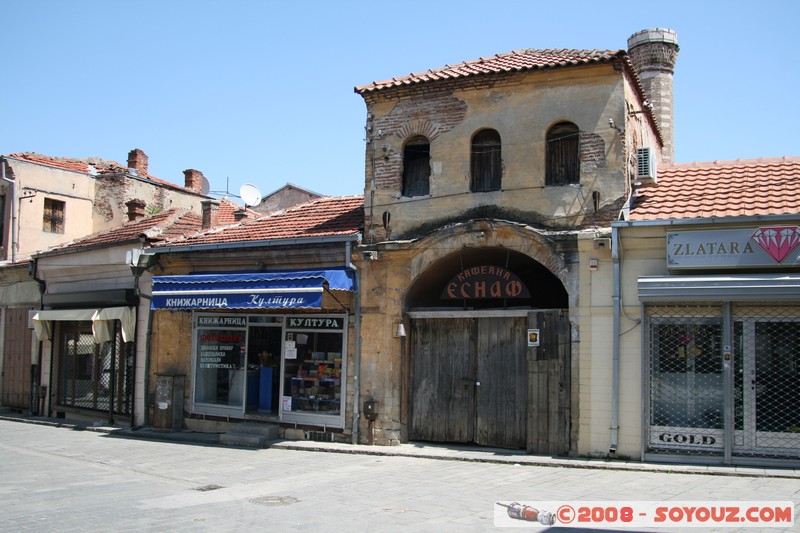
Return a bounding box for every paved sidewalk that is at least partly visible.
[1,410,798,480]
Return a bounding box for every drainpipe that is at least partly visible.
[30,258,46,416]
[132,258,153,429]
[1,157,17,263]
[610,226,622,454]
[346,239,362,444]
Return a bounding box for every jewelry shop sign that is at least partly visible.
[667,226,800,269]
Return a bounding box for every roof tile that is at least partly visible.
[35,209,203,256]
[355,48,625,93]
[629,157,800,221]
[158,195,364,247]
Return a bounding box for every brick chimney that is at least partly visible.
[127,149,149,176]
[201,199,220,229]
[184,169,205,194]
[234,209,249,222]
[125,199,147,221]
[627,29,679,164]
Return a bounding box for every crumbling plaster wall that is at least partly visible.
[362,64,628,241]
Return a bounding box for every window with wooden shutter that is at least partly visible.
[545,122,580,186]
[470,129,502,192]
[402,136,431,197]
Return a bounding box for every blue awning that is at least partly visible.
[151,268,354,310]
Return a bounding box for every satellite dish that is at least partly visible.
[239,183,262,207]
[201,176,210,195]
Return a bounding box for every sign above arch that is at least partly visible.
[441,265,531,300]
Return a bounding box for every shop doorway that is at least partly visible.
[246,325,282,415]
[734,317,800,456]
[647,307,800,461]
[404,247,571,452]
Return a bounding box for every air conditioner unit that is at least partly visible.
[635,147,658,186]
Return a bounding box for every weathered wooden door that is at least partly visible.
[527,310,571,455]
[2,308,33,410]
[475,316,528,448]
[409,317,475,442]
[409,315,528,448]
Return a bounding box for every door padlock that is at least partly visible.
[476,381,481,386]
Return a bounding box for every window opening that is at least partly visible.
[470,129,501,192]
[546,122,580,186]
[402,136,430,197]
[43,198,65,233]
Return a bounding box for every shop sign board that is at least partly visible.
[197,316,247,328]
[441,265,531,300]
[287,317,344,330]
[667,226,800,269]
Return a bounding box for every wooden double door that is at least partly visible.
[409,311,570,452]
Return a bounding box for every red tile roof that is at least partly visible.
[217,197,259,225]
[6,152,205,196]
[35,209,203,257]
[158,195,364,247]
[629,157,800,221]
[355,48,626,93]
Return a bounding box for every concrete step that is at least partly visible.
[220,432,272,448]
[220,421,279,448]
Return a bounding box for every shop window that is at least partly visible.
[43,197,65,233]
[282,319,345,422]
[194,319,247,407]
[545,122,580,186]
[650,321,723,429]
[470,129,502,192]
[402,135,430,197]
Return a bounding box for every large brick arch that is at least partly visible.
[403,219,571,309]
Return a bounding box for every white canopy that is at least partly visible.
[32,306,135,344]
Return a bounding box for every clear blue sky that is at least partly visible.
[2,1,797,199]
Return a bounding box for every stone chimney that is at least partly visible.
[184,169,205,194]
[127,149,149,176]
[201,199,220,229]
[125,199,147,221]
[627,28,679,164]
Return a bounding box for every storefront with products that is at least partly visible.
[150,268,353,428]
[616,221,800,465]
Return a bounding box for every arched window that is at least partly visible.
[470,129,501,192]
[545,122,580,186]
[402,136,430,197]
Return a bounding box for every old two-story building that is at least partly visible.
[611,157,800,466]
[0,149,218,414]
[349,29,678,454]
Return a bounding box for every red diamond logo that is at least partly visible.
[751,226,800,263]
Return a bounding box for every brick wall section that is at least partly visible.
[369,95,468,192]
[579,132,606,174]
[627,29,679,164]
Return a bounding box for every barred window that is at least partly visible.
[546,122,580,186]
[43,198,65,233]
[470,129,501,192]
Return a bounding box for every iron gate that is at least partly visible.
[646,303,800,461]
[51,321,132,416]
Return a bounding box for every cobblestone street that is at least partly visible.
[0,420,797,532]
